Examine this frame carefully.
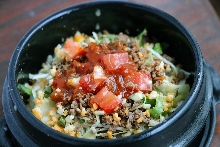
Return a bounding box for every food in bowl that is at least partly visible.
[18,30,190,139]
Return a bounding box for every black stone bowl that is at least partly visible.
[2,1,220,147]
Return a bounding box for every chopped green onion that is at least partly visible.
[44,86,52,98]
[153,43,162,54]
[79,118,85,123]
[58,117,66,127]
[144,99,156,107]
[136,29,147,47]
[96,35,116,44]
[18,84,32,96]
[149,93,163,118]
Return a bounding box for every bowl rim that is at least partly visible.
[7,0,203,144]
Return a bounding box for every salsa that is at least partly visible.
[50,40,152,114]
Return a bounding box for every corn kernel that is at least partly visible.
[54,47,59,53]
[53,124,64,133]
[68,131,76,136]
[113,113,121,122]
[32,109,42,120]
[137,117,143,123]
[107,131,112,139]
[81,110,87,117]
[37,91,44,99]
[48,107,57,116]
[40,83,46,88]
[74,35,85,43]
[138,52,144,58]
[166,93,175,102]
[39,78,43,82]
[134,130,141,134]
[76,132,81,137]
[34,98,43,104]
[163,106,168,111]
[125,110,128,114]
[143,110,150,117]
[47,117,58,125]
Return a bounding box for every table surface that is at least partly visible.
[1,0,220,146]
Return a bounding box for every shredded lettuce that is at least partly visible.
[44,86,52,98]
[157,83,190,104]
[157,83,190,97]
[143,98,156,107]
[29,73,49,79]
[129,91,145,102]
[95,35,116,44]
[82,115,100,139]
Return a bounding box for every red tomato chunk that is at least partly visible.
[64,39,85,59]
[90,87,121,114]
[101,52,129,71]
[79,66,106,92]
[124,72,152,92]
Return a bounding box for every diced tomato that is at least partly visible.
[90,87,120,114]
[124,72,152,92]
[79,74,96,92]
[64,39,85,59]
[101,52,129,71]
[79,66,106,92]
[117,62,138,76]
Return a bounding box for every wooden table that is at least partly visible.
[0,0,220,146]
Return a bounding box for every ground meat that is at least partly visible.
[126,82,138,90]
[53,58,72,71]
[126,113,134,130]
[150,59,166,87]
[132,102,141,109]
[78,93,92,108]
[115,33,140,48]
[86,109,96,124]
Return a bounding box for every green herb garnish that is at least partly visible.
[18,84,32,96]
[136,28,147,47]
